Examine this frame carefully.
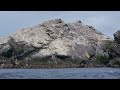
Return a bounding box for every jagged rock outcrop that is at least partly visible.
[105,30,120,58]
[99,30,120,67]
[101,30,120,59]
[0,19,112,68]
[114,30,120,44]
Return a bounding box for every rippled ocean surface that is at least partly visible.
[0,68,120,79]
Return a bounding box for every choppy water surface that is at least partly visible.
[0,68,120,79]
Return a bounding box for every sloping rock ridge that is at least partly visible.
[0,19,115,68]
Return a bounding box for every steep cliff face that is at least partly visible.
[0,19,112,68]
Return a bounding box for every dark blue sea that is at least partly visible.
[0,68,120,79]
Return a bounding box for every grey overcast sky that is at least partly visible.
[0,11,120,39]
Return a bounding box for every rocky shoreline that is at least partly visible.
[0,64,120,69]
[0,56,120,68]
[0,19,120,68]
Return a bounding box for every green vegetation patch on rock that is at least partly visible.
[95,54,109,65]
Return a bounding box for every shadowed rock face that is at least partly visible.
[0,19,112,68]
[99,30,120,67]
[105,30,120,58]
[114,30,120,44]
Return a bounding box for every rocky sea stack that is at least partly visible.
[0,19,120,68]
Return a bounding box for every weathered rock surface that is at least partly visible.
[0,19,113,68]
[114,30,120,44]
[105,30,120,58]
